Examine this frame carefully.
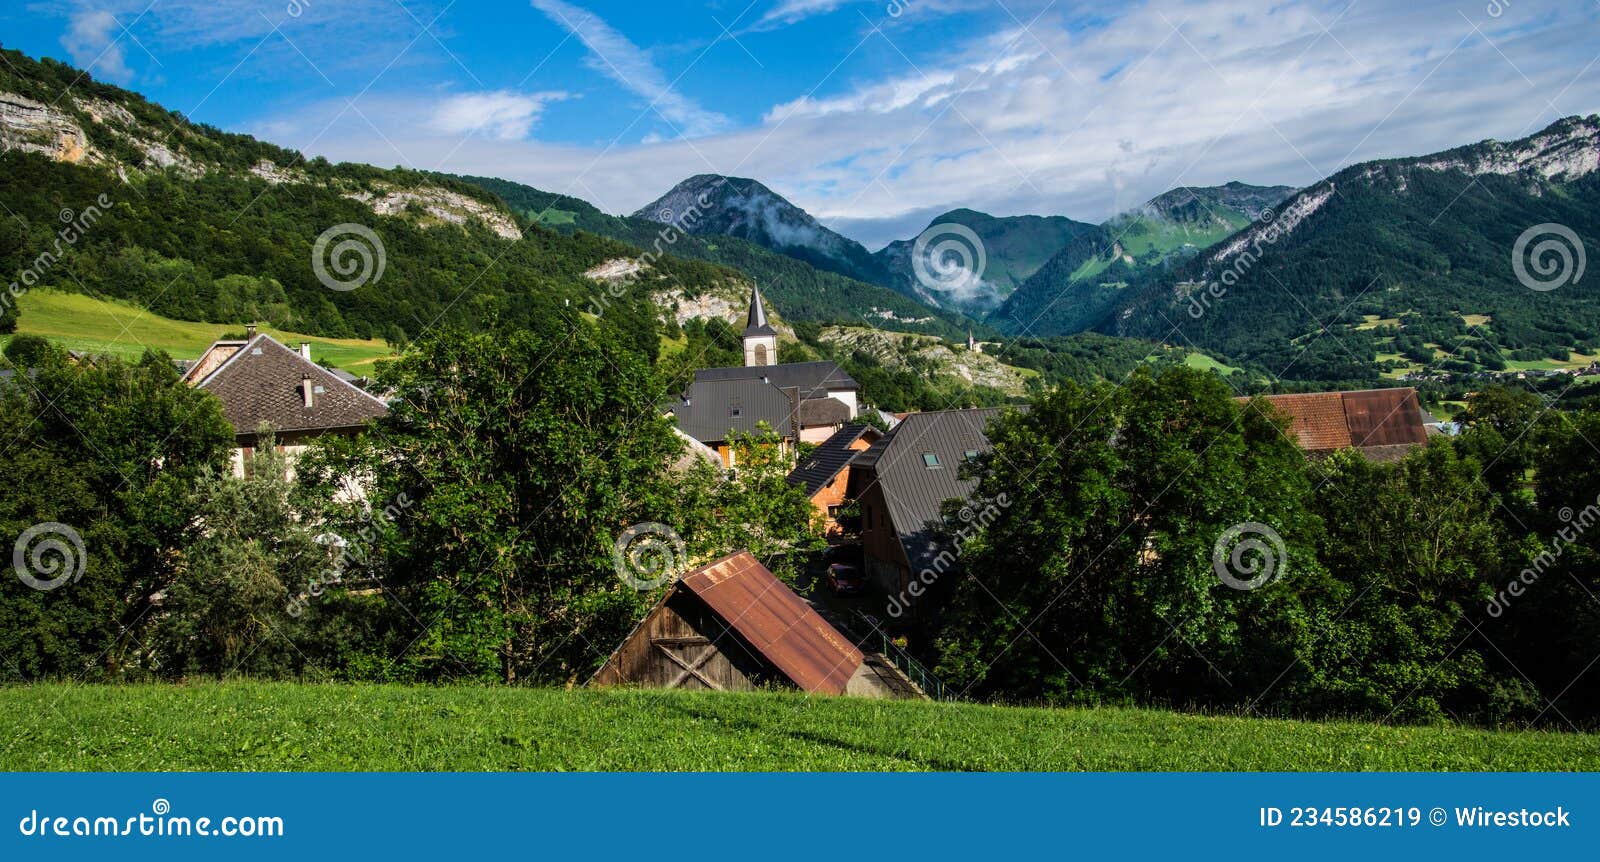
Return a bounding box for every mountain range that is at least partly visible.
[2,45,1597,387]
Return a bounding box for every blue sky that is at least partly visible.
[5,0,1600,247]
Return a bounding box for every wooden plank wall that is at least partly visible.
[593,589,773,691]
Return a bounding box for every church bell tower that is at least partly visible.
[742,285,778,367]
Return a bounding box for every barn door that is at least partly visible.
[651,636,722,690]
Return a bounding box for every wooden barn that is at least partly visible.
[593,551,881,696]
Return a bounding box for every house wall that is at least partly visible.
[856,480,911,598]
[591,589,772,691]
[828,389,859,417]
[806,435,878,535]
[810,469,852,536]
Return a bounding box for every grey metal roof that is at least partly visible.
[787,424,876,497]
[693,360,858,397]
[666,377,798,444]
[855,407,1009,574]
[743,285,777,337]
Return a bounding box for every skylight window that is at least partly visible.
[922,452,941,469]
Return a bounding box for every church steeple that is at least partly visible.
[743,285,776,337]
[741,285,778,367]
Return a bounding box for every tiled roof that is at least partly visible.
[797,395,851,428]
[196,335,388,436]
[1239,388,1427,453]
[787,424,877,497]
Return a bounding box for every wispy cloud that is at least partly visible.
[251,0,1600,248]
[61,9,133,83]
[529,0,729,138]
[430,90,570,141]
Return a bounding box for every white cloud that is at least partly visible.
[255,0,1600,249]
[755,0,856,28]
[429,90,569,141]
[529,0,730,138]
[61,9,133,83]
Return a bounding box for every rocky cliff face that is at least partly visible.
[0,89,521,240]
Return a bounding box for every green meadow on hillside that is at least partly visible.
[3,290,395,374]
[2,683,1593,772]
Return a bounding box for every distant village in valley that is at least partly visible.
[124,282,1444,701]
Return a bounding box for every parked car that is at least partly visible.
[826,563,865,595]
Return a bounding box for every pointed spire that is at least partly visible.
[743,285,776,336]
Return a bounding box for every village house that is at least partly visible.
[847,408,1006,608]
[786,423,882,535]
[689,286,861,438]
[591,550,918,697]
[184,327,389,477]
[667,286,864,464]
[1238,387,1429,461]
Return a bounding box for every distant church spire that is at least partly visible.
[744,285,776,337]
[742,285,778,367]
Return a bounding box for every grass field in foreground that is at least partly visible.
[3,289,395,374]
[2,683,1595,771]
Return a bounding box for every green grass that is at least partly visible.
[4,289,395,374]
[1181,351,1242,376]
[2,682,1594,771]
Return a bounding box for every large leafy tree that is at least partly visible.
[300,317,685,684]
[0,344,233,678]
[931,366,1320,705]
[671,426,825,584]
[1299,445,1534,723]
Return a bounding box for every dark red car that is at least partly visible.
[826,563,865,595]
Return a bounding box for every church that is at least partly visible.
[665,286,863,466]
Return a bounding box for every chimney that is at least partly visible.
[299,342,312,361]
[301,373,314,409]
[246,323,258,339]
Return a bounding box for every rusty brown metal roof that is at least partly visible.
[680,551,863,695]
[1238,388,1426,453]
[1342,388,1428,447]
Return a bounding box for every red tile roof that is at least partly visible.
[1239,388,1426,453]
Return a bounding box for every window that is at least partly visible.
[827,505,843,519]
[922,451,941,469]
[730,408,742,418]
[963,449,979,462]
[754,344,768,365]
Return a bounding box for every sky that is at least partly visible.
[4,0,1600,249]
